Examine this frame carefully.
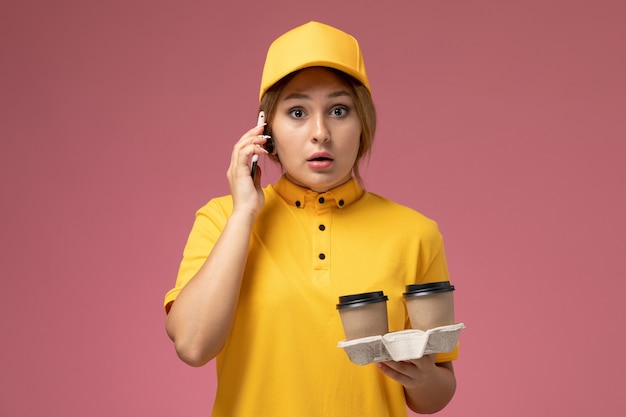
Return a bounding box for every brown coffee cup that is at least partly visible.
[403,281,455,331]
[336,291,389,340]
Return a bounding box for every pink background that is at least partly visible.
[2,0,625,415]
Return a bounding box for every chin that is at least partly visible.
[287,171,351,192]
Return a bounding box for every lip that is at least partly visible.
[307,152,333,161]
[306,152,334,169]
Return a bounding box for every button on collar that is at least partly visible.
[273,175,364,209]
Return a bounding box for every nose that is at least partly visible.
[312,114,330,143]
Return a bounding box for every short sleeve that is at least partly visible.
[163,197,232,313]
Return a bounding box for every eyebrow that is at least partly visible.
[283,90,351,100]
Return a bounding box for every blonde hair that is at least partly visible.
[259,67,376,186]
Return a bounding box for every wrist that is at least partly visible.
[229,208,258,227]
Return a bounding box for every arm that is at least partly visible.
[165,210,256,366]
[165,116,269,367]
[378,357,456,414]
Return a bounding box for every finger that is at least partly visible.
[230,131,263,172]
[379,360,414,376]
[377,362,414,386]
[236,128,269,159]
[257,111,266,128]
[234,112,268,152]
[406,354,436,369]
[228,115,269,179]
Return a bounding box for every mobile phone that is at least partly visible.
[250,154,259,178]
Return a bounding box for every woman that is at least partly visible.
[165,21,458,416]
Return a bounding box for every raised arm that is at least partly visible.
[165,114,270,366]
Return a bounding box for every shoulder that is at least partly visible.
[361,191,443,236]
[196,194,233,218]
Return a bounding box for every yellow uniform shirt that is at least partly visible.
[165,176,458,417]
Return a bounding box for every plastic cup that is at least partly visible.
[336,291,389,340]
[403,281,455,331]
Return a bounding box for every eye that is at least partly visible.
[289,108,305,119]
[331,106,349,117]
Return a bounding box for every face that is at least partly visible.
[271,67,362,192]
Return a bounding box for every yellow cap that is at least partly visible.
[259,21,370,101]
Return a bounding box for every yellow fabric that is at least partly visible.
[259,21,370,100]
[164,176,458,417]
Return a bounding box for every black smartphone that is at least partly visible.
[250,154,259,178]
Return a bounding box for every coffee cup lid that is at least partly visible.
[336,291,388,309]
[403,281,455,297]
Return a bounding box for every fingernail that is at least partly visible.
[256,111,266,127]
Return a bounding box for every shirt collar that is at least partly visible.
[273,175,364,209]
